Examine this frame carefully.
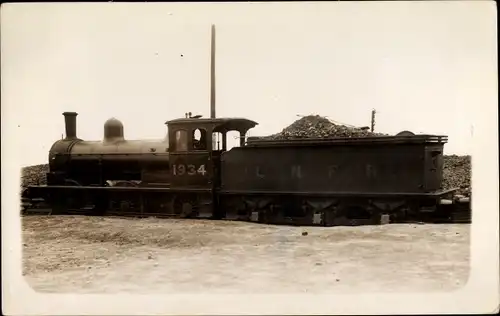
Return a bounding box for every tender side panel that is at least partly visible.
[221,144,428,194]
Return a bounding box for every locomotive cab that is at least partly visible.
[166,115,258,190]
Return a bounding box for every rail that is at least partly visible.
[245,135,448,147]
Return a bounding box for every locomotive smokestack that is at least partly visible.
[210,24,216,119]
[62,112,78,140]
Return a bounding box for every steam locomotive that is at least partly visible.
[22,25,470,225]
[22,110,468,226]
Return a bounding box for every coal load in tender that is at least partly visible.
[443,155,471,197]
[263,115,388,140]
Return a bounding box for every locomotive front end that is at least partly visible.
[46,112,83,185]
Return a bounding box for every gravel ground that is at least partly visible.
[22,215,471,294]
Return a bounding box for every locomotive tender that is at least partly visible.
[23,111,458,226]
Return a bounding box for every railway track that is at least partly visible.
[21,201,472,225]
[21,207,186,219]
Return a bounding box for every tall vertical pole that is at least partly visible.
[210,24,216,119]
[210,24,216,150]
[371,109,376,133]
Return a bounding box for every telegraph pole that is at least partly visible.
[210,24,217,150]
[371,109,376,132]
[210,24,216,119]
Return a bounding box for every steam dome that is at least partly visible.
[104,117,125,143]
[396,130,415,136]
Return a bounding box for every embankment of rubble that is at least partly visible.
[21,164,49,190]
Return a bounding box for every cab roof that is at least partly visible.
[165,117,258,133]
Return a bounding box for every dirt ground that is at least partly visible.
[22,215,471,294]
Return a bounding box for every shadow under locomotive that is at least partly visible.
[22,112,471,226]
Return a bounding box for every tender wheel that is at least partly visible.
[50,203,66,215]
[348,218,360,226]
[91,195,108,216]
[172,195,198,218]
[181,202,194,218]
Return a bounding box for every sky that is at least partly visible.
[1,1,497,167]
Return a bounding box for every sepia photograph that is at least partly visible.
[2,1,498,315]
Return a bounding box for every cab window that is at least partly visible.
[212,132,224,150]
[175,130,188,152]
[191,128,207,150]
